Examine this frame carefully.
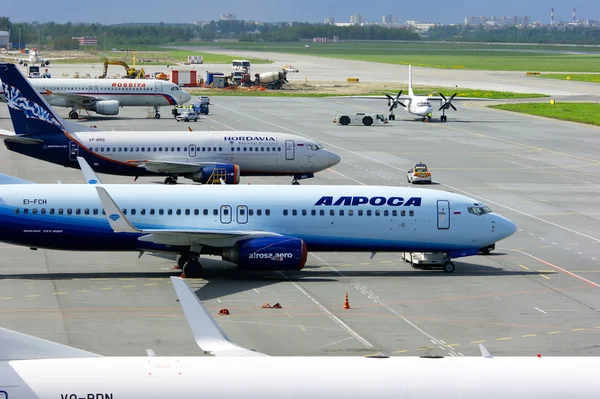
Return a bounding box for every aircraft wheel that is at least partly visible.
[183,256,203,279]
[292,180,300,185]
[164,176,177,185]
[155,113,161,119]
[176,253,190,270]
[69,111,79,119]
[443,261,455,273]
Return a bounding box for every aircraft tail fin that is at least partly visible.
[0,327,100,361]
[408,65,414,97]
[0,63,90,138]
[171,277,267,357]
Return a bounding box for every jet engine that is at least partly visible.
[93,100,120,115]
[222,237,307,271]
[44,60,50,66]
[18,59,24,65]
[191,164,240,184]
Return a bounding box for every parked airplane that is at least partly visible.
[0,69,191,119]
[347,65,488,122]
[0,63,339,185]
[0,48,69,66]
[1,276,598,399]
[0,161,516,277]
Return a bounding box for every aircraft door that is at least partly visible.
[88,85,98,94]
[285,140,295,160]
[437,200,450,229]
[220,205,232,224]
[0,390,7,399]
[69,142,79,161]
[155,81,163,96]
[188,144,197,157]
[237,205,248,224]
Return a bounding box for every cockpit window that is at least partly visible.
[417,102,431,107]
[468,206,492,215]
[307,144,324,151]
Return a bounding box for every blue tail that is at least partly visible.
[0,63,70,138]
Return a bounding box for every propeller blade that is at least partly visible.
[397,101,406,108]
[438,104,445,111]
[439,92,447,101]
[450,103,457,111]
[450,93,457,101]
[395,90,403,101]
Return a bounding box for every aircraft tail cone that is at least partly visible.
[218,308,230,316]
[343,293,350,309]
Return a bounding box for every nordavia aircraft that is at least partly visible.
[350,65,488,122]
[0,153,516,277]
[0,63,340,185]
[0,72,192,119]
[0,277,598,399]
[0,48,69,66]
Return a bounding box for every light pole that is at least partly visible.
[32,24,40,49]
[16,27,22,50]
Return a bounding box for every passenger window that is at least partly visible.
[349,210,354,216]
[102,210,106,215]
[261,147,264,152]
[141,209,146,215]
[409,210,414,217]
[283,209,288,216]
[106,148,110,152]
[177,147,181,152]
[292,209,297,216]
[153,148,157,152]
[401,210,406,217]
[193,209,198,215]
[93,209,98,215]
[223,208,229,216]
[58,208,64,215]
[320,210,325,216]
[84,209,89,215]
[167,209,173,215]
[257,209,262,216]
[141,148,145,152]
[237,147,240,151]
[219,147,222,151]
[244,148,247,152]
[202,147,206,152]
[159,147,163,152]
[375,210,381,216]
[41,208,47,215]
[67,209,72,215]
[122,209,127,215]
[158,209,164,215]
[367,210,372,216]
[50,208,55,215]
[311,209,316,216]
[330,210,335,216]
[266,147,270,152]
[150,209,155,215]
[265,209,270,216]
[358,210,363,216]
[384,210,389,216]
[213,209,218,216]
[32,208,37,215]
[75,209,81,215]
[184,209,189,215]
[136,147,139,152]
[183,147,187,152]
[147,147,151,152]
[171,147,175,152]
[339,210,344,216]
[231,147,235,152]
[392,210,397,217]
[131,209,136,216]
[302,210,307,216]
[118,148,122,152]
[130,147,133,152]
[278,147,281,151]
[249,209,254,216]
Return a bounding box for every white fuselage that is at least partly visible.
[1,356,598,399]
[405,96,433,117]
[0,78,192,107]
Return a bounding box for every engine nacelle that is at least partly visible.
[222,237,307,271]
[191,164,240,184]
[18,59,24,65]
[93,100,120,115]
[44,60,50,66]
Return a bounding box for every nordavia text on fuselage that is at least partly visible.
[0,74,192,119]
[0,172,517,276]
[0,63,341,185]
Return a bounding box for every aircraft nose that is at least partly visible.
[495,214,517,241]
[327,151,341,167]
[181,90,192,104]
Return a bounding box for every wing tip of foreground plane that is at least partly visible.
[94,186,140,233]
[170,276,267,357]
[76,156,103,184]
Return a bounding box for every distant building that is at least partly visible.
[324,17,335,24]
[0,31,9,49]
[522,16,529,26]
[220,14,236,21]
[72,36,97,45]
[350,14,364,25]
[382,15,397,24]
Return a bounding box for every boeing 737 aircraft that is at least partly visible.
[0,162,516,277]
[0,72,191,119]
[0,63,340,185]
[0,277,597,399]
[345,65,488,122]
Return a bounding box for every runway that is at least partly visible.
[0,86,599,358]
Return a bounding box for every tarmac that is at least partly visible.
[0,60,600,359]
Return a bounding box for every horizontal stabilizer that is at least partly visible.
[0,327,100,360]
[0,129,43,144]
[0,173,34,184]
[171,277,267,357]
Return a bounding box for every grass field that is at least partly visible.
[534,73,600,83]
[172,41,600,72]
[490,102,600,126]
[54,49,271,65]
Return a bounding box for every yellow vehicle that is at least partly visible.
[407,163,432,184]
[98,51,145,79]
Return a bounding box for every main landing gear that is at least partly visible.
[442,258,455,273]
[154,105,161,119]
[291,173,314,185]
[69,109,79,119]
[177,253,203,279]
[292,179,300,185]
[164,176,178,185]
[389,112,396,121]
[440,109,448,122]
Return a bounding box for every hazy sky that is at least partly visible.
[5,0,599,24]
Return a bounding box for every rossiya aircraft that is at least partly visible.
[0,276,598,399]
[0,48,70,66]
[0,63,340,185]
[0,68,192,119]
[346,65,489,122]
[0,156,516,277]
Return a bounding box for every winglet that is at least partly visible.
[0,327,100,360]
[170,277,267,357]
[77,157,103,184]
[95,186,140,233]
[479,343,493,358]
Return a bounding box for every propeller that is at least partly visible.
[439,93,458,111]
[385,90,406,112]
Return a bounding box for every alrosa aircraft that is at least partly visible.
[0,276,598,399]
[0,156,516,277]
[0,63,340,185]
[0,48,69,66]
[350,65,488,122]
[0,70,192,119]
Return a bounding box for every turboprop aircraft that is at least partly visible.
[0,276,598,399]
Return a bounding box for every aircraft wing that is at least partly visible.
[95,186,280,247]
[328,95,412,100]
[44,90,101,106]
[424,96,493,102]
[137,160,224,174]
[171,277,267,356]
[0,328,100,360]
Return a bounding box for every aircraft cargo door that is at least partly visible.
[437,200,450,229]
[285,140,295,160]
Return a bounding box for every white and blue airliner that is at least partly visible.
[0,163,517,276]
[0,63,340,185]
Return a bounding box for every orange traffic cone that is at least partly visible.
[261,302,272,309]
[180,272,187,279]
[272,303,282,309]
[343,293,350,309]
[218,309,230,316]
